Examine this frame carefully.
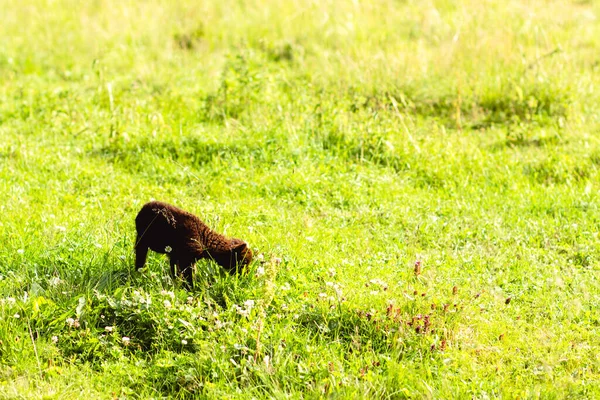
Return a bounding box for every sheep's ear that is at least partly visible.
[234,242,252,259]
[234,242,247,251]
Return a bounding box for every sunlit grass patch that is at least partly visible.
[1,0,600,397]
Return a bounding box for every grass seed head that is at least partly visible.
[414,260,422,276]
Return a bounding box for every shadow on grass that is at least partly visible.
[350,81,571,129]
[91,136,271,173]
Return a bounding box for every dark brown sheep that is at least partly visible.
[134,201,253,288]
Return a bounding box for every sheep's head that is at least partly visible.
[209,239,253,272]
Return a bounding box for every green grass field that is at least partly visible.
[1,0,600,398]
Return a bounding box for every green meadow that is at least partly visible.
[1,0,599,398]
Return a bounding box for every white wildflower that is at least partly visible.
[122,336,131,345]
[51,336,58,343]
[331,283,343,298]
[163,299,172,308]
[17,249,24,255]
[165,246,172,253]
[280,283,291,291]
[13,313,20,319]
[105,326,114,332]
[235,305,250,318]
[49,276,62,286]
[181,339,188,345]
[66,317,80,328]
[55,225,66,232]
[255,266,265,277]
[243,299,255,309]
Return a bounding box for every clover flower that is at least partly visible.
[66,318,80,328]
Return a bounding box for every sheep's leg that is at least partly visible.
[134,235,149,270]
[169,255,177,279]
